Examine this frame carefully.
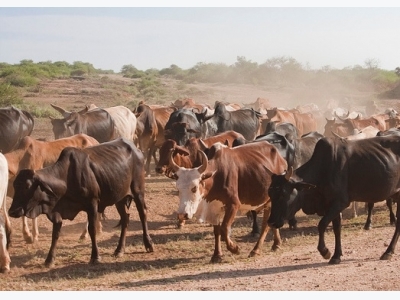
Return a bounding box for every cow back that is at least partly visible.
[0,106,34,153]
[51,108,116,143]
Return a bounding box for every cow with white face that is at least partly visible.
[169,141,288,263]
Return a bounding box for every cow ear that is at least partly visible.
[201,171,216,182]
[35,176,57,197]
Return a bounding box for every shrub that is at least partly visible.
[0,83,24,106]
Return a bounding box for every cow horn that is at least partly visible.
[168,149,180,173]
[331,131,344,139]
[50,103,71,118]
[198,139,207,151]
[197,150,208,174]
[284,166,293,181]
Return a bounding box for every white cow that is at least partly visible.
[0,153,11,273]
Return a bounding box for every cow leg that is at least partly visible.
[363,202,374,230]
[113,201,129,258]
[249,202,282,257]
[250,210,260,236]
[381,196,400,260]
[21,216,34,244]
[329,214,343,264]
[80,212,103,240]
[352,202,358,218]
[87,206,101,264]
[317,215,333,261]
[131,193,154,253]
[0,214,11,273]
[221,202,239,255]
[45,221,62,267]
[32,217,39,243]
[387,198,397,225]
[288,217,298,230]
[211,224,223,263]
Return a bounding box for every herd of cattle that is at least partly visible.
[1,96,400,273]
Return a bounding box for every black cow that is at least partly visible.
[164,108,202,146]
[202,101,261,140]
[0,106,34,153]
[8,138,154,267]
[267,135,400,264]
[50,106,116,143]
[245,131,323,232]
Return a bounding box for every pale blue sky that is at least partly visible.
[1,3,400,72]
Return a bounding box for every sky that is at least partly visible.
[1,2,400,73]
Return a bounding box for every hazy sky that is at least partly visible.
[1,3,400,72]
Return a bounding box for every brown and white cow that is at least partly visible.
[168,141,288,263]
[4,134,100,244]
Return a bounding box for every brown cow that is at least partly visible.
[324,115,386,138]
[169,140,288,263]
[266,108,317,136]
[133,102,175,176]
[242,97,271,114]
[5,134,100,244]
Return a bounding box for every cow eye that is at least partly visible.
[191,186,197,193]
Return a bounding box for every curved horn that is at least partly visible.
[284,166,293,181]
[331,131,344,139]
[168,149,180,173]
[50,103,71,118]
[198,138,207,151]
[197,150,208,174]
[334,111,347,121]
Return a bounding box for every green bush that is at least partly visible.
[0,83,24,106]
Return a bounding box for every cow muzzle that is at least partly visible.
[8,207,24,218]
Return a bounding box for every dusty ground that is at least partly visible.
[1,74,400,291]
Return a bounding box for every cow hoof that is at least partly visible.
[79,234,87,241]
[363,225,372,230]
[320,248,331,260]
[114,252,124,258]
[45,260,55,268]
[271,244,281,251]
[248,250,259,257]
[24,235,34,244]
[0,267,10,274]
[145,245,154,253]
[210,256,222,263]
[380,253,392,260]
[90,258,101,265]
[328,257,341,264]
